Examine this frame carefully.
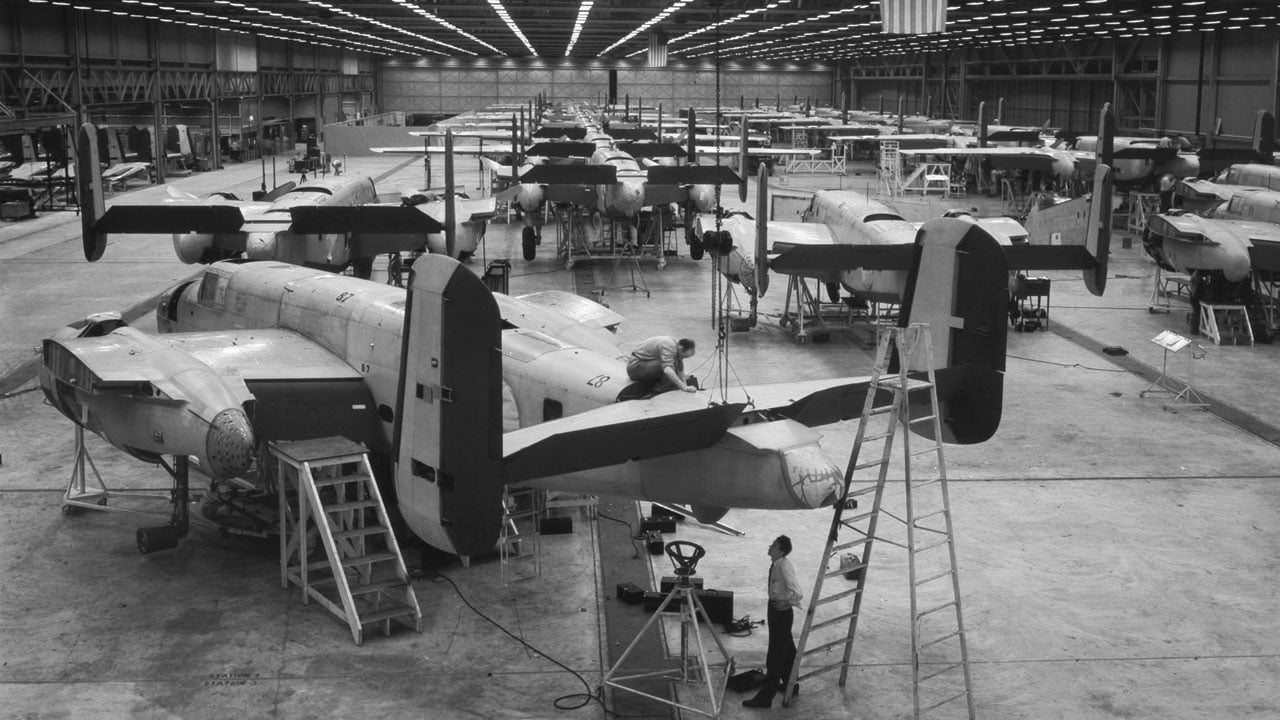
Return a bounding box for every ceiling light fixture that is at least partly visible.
[487,0,537,55]
[565,1,594,56]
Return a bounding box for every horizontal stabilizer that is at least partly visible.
[502,402,747,482]
[1113,145,1177,162]
[985,129,1042,144]
[770,243,916,272]
[1002,245,1099,270]
[617,142,686,159]
[607,128,659,141]
[96,205,245,234]
[647,165,743,186]
[289,205,444,234]
[525,142,596,158]
[533,126,587,139]
[521,164,617,185]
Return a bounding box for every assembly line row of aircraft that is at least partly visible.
[46,114,1045,562]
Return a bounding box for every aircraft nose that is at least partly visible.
[205,408,255,479]
[245,232,279,260]
[781,443,844,508]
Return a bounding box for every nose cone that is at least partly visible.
[616,180,645,215]
[781,443,843,508]
[205,408,255,479]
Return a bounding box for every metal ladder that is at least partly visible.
[274,438,423,646]
[499,486,543,583]
[783,324,975,719]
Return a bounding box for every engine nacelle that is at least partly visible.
[245,231,280,261]
[173,233,218,264]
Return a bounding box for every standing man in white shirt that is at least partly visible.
[744,535,804,709]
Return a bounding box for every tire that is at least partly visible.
[826,283,841,303]
[689,237,704,261]
[522,227,537,261]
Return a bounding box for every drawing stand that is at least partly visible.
[1139,330,1208,410]
[602,541,733,718]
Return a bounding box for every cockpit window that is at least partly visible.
[198,273,230,307]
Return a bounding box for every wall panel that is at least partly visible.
[380,61,831,116]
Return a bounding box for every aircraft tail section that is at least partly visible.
[76,123,107,261]
[1255,109,1275,160]
[393,254,504,560]
[897,217,1008,444]
[1018,164,1113,295]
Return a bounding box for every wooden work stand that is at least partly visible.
[1198,303,1253,345]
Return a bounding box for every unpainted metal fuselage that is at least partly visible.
[154,262,841,516]
[802,190,918,302]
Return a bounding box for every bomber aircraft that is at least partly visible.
[76,126,492,276]
[41,216,1012,563]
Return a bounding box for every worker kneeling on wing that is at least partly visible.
[626,336,697,395]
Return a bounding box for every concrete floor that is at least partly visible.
[1,153,1277,720]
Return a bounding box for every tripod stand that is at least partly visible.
[602,541,734,718]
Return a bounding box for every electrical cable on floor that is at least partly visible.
[596,510,642,558]
[0,385,39,400]
[1007,353,1128,373]
[431,571,665,718]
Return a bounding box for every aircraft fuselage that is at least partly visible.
[151,262,841,519]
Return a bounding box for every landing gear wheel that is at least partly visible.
[137,525,181,554]
[689,237,704,261]
[522,227,537,261]
[826,282,841,304]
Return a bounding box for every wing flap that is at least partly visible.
[164,329,362,381]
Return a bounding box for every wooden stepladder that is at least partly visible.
[783,324,975,719]
[273,438,422,645]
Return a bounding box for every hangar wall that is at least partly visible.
[379,61,833,117]
[841,31,1280,147]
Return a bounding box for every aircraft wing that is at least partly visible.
[51,327,380,446]
[502,398,749,482]
[899,146,1068,173]
[1149,213,1280,247]
[764,221,918,273]
[511,290,624,332]
[370,145,491,155]
[455,196,498,222]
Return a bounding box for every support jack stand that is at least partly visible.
[62,423,174,516]
[600,245,650,298]
[602,541,733,718]
[1139,330,1208,411]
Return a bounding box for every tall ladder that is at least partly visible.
[274,438,423,646]
[499,486,543,583]
[783,324,975,719]
[879,140,902,198]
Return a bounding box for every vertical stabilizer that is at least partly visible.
[444,129,456,258]
[393,255,504,559]
[977,101,988,148]
[1254,110,1275,160]
[738,115,749,203]
[755,163,769,297]
[897,217,1008,444]
[77,123,107,261]
[1083,164,1113,295]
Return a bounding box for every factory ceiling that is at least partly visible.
[55,0,1280,65]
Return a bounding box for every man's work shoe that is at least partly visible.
[742,694,772,709]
